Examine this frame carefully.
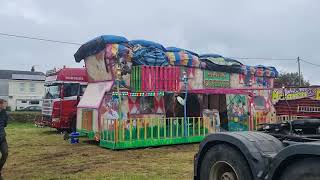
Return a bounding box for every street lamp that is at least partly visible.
[282,85,292,123]
[115,63,122,121]
[182,71,188,137]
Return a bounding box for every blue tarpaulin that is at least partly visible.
[129,40,166,51]
[74,35,128,62]
[130,40,169,66]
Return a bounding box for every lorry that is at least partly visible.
[38,67,88,132]
[194,121,320,180]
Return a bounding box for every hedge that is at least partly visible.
[8,112,42,123]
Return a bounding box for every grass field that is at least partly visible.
[2,122,199,180]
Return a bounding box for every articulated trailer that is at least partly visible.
[72,35,279,150]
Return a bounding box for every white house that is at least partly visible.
[0,70,45,111]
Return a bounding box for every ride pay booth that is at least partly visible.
[202,109,221,133]
[77,81,114,140]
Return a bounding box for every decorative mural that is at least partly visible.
[128,96,165,116]
[84,43,132,83]
[179,68,203,91]
[239,65,277,88]
[250,90,276,129]
[85,51,113,82]
[100,95,120,131]
[227,94,249,131]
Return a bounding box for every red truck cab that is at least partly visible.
[41,67,88,132]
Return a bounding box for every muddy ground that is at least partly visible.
[3,123,198,180]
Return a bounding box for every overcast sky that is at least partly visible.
[0,0,319,84]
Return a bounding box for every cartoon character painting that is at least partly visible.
[101,95,119,131]
[227,95,249,131]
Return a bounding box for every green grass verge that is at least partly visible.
[3,122,198,179]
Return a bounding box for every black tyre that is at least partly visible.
[279,157,320,180]
[200,144,252,180]
[56,128,64,134]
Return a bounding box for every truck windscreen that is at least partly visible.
[44,84,61,99]
[63,83,80,97]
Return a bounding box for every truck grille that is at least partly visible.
[42,99,53,116]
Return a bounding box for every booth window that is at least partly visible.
[140,97,155,114]
[253,96,266,109]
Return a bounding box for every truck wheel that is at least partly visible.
[279,157,320,180]
[200,144,252,180]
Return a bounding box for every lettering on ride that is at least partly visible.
[204,71,230,88]
[272,88,320,101]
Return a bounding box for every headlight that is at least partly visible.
[52,118,60,122]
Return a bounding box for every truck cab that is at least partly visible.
[41,67,88,132]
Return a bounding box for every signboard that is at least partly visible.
[203,71,230,88]
[272,88,320,101]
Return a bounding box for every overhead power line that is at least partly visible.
[0,32,81,45]
[1,32,318,67]
[228,57,296,61]
[300,59,320,67]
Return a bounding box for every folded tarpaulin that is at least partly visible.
[199,54,242,73]
[166,47,199,56]
[166,47,200,68]
[132,46,169,66]
[105,43,132,61]
[74,35,129,62]
[129,40,166,51]
[200,54,242,66]
[240,65,279,77]
[199,54,223,59]
[130,40,169,66]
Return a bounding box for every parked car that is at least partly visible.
[18,106,42,112]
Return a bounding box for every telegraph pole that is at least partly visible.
[297,56,301,86]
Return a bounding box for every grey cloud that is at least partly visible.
[0,0,319,84]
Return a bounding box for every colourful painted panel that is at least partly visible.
[101,95,120,120]
[131,66,180,92]
[85,51,113,82]
[128,96,165,115]
[316,89,320,100]
[187,68,203,90]
[203,70,230,88]
[227,94,249,131]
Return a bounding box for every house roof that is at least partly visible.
[0,70,45,81]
